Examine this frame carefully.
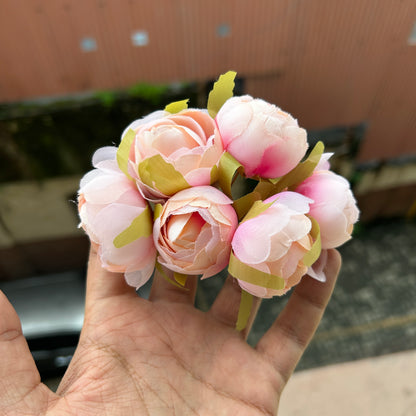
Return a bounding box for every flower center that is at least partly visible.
[166,212,206,249]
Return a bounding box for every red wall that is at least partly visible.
[1,0,415,161]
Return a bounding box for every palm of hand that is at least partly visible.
[0,249,340,415]
[62,296,280,415]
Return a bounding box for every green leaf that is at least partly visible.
[116,129,136,180]
[274,141,325,193]
[252,180,279,201]
[113,206,152,248]
[155,262,189,290]
[218,151,243,198]
[138,155,190,196]
[241,200,274,223]
[207,71,237,118]
[153,203,163,220]
[303,216,322,267]
[228,253,286,290]
[164,99,189,114]
[236,290,253,331]
[232,191,262,220]
[174,272,188,287]
[210,164,219,184]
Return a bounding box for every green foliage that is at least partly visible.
[127,83,169,104]
[350,170,363,187]
[352,221,364,237]
[0,82,197,183]
[94,90,117,108]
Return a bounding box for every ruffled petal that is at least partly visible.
[125,260,155,289]
[92,146,118,168]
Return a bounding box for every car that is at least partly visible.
[0,270,85,379]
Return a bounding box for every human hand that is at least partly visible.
[0,248,341,415]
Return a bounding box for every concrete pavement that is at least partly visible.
[280,349,416,416]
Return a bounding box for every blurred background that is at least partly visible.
[0,1,415,413]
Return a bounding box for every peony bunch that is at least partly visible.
[78,71,359,328]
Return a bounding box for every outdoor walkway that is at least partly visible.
[280,349,416,415]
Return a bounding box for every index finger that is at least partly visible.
[84,246,137,315]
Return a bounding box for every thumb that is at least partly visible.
[0,290,54,413]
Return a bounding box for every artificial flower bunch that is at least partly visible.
[78,71,359,329]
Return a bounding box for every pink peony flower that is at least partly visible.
[153,186,238,278]
[125,109,223,201]
[215,95,308,178]
[231,192,314,298]
[295,162,359,249]
[78,146,156,288]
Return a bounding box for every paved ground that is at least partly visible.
[279,349,416,416]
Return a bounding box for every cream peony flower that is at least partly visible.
[153,186,238,278]
[78,146,156,288]
[124,109,223,202]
